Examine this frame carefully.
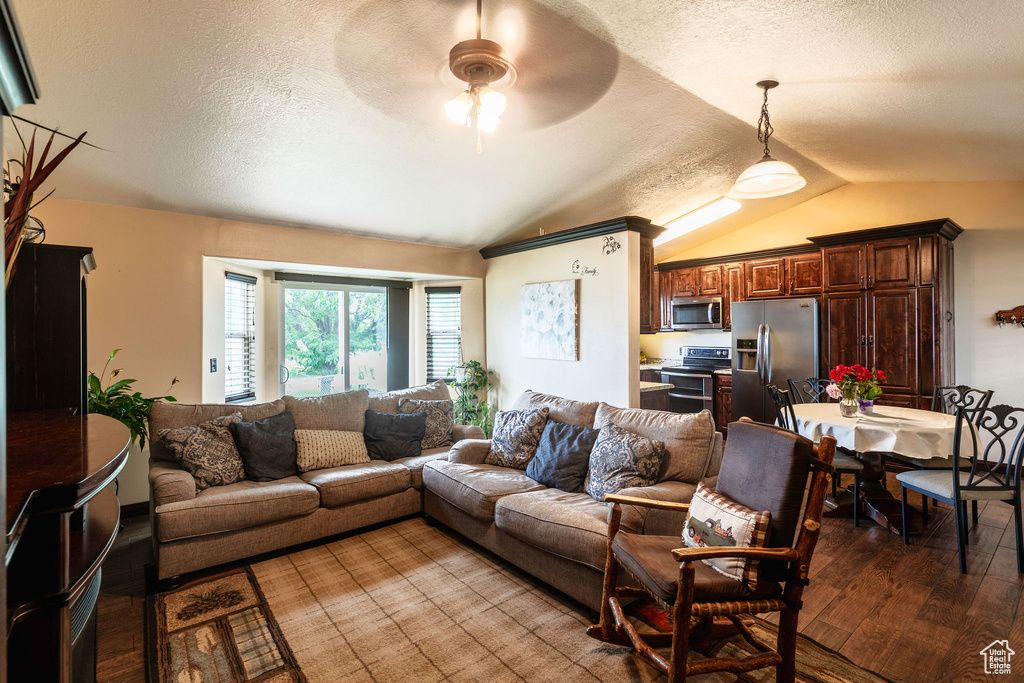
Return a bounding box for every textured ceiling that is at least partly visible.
[7,0,1022,252]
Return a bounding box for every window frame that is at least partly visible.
[425,286,462,383]
[224,272,258,403]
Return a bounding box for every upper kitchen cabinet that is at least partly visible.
[821,244,866,292]
[658,269,674,331]
[868,238,917,289]
[723,262,744,330]
[696,265,723,296]
[673,267,697,297]
[745,257,786,299]
[640,234,657,334]
[786,253,822,296]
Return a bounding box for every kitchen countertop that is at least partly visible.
[714,369,732,375]
[639,381,672,393]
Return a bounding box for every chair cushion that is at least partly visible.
[399,398,455,449]
[294,430,370,472]
[155,476,319,542]
[363,409,427,461]
[422,460,545,520]
[594,404,716,484]
[300,461,411,507]
[612,533,783,605]
[510,390,600,428]
[367,380,451,415]
[149,399,286,463]
[228,411,298,482]
[585,424,664,502]
[392,447,450,489]
[486,408,550,469]
[158,413,245,491]
[284,390,369,432]
[525,420,598,493]
[495,488,627,571]
[832,452,864,472]
[895,469,1016,502]
[682,483,771,589]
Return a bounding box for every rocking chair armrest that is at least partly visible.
[671,546,800,563]
[605,494,691,512]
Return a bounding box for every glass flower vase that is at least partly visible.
[839,397,858,418]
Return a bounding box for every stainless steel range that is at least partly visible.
[660,346,731,414]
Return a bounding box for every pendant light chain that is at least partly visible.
[757,86,774,156]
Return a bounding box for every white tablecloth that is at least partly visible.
[791,403,957,460]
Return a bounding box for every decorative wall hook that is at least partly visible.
[995,306,1024,328]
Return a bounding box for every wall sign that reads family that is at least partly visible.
[571,260,598,277]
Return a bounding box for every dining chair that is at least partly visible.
[587,420,838,682]
[896,405,1024,574]
[777,381,864,526]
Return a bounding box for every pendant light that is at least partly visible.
[444,0,516,152]
[730,80,806,199]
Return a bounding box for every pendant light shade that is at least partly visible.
[730,80,805,199]
[730,154,806,199]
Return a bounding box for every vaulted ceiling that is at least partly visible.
[8,0,1023,254]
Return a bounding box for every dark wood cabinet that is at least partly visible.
[640,388,670,411]
[822,292,868,369]
[658,270,674,331]
[673,267,697,297]
[786,253,822,296]
[868,238,917,289]
[639,369,661,382]
[745,257,786,299]
[696,265,723,296]
[714,373,732,437]
[723,262,744,331]
[868,289,918,395]
[822,244,866,292]
[640,235,656,334]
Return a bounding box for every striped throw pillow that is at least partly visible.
[294,430,369,472]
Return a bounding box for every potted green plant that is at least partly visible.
[448,360,496,436]
[87,349,178,448]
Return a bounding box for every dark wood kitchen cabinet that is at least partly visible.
[821,291,868,368]
[640,234,656,334]
[821,244,866,292]
[714,372,732,438]
[658,269,674,331]
[868,288,918,394]
[786,252,822,296]
[640,369,661,382]
[673,267,697,297]
[696,265,723,296]
[745,257,786,299]
[723,262,744,331]
[640,388,670,411]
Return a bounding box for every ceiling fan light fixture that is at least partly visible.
[445,91,474,124]
[730,80,805,199]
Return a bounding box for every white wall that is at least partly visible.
[485,230,639,411]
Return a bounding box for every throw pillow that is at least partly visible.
[682,482,772,589]
[228,411,298,482]
[398,398,454,449]
[283,389,369,432]
[363,410,428,461]
[294,430,370,472]
[585,423,665,502]
[159,413,245,490]
[486,408,551,469]
[367,380,450,415]
[525,420,598,492]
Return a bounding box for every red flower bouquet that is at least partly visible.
[827,364,885,403]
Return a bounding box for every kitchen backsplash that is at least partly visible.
[640,330,731,360]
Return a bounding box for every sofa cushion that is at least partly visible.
[511,390,599,428]
[392,447,450,489]
[158,413,246,491]
[485,407,550,469]
[228,411,298,482]
[363,409,427,461]
[294,430,370,472]
[525,420,597,493]
[422,460,545,520]
[284,390,369,432]
[594,404,716,484]
[299,461,411,507]
[399,398,454,449]
[495,488,632,571]
[155,476,319,542]
[585,423,665,502]
[367,380,451,414]
[149,399,286,463]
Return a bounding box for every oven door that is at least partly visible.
[661,371,714,414]
[671,297,723,330]
[667,391,713,414]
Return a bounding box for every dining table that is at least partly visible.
[790,402,959,535]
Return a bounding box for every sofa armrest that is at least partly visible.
[452,424,486,441]
[448,439,492,464]
[615,480,697,536]
[149,459,196,506]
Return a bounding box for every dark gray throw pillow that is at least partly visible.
[363,410,428,461]
[525,420,599,493]
[228,411,298,482]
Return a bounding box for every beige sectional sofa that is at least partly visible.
[148,382,483,579]
[422,391,723,610]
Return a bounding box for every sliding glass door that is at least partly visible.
[280,284,388,397]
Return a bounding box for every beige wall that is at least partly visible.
[657,182,1024,406]
[484,230,640,411]
[31,198,486,505]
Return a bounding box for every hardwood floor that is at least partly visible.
[98,484,1024,682]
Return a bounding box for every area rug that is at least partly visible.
[148,517,890,682]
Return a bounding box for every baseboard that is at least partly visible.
[120,502,149,519]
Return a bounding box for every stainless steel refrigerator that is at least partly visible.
[731,298,819,423]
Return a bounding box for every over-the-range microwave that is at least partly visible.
[671,296,724,330]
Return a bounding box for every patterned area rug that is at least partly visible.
[148,518,890,682]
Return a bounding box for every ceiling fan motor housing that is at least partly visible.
[449,39,517,88]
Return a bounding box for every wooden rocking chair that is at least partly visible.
[587,419,837,682]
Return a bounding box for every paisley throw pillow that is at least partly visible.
[398,398,455,449]
[585,423,665,502]
[159,413,246,490]
[486,408,551,469]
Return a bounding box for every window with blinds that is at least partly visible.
[426,287,462,382]
[225,273,257,402]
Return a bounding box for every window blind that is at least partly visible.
[426,287,461,382]
[225,273,257,402]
